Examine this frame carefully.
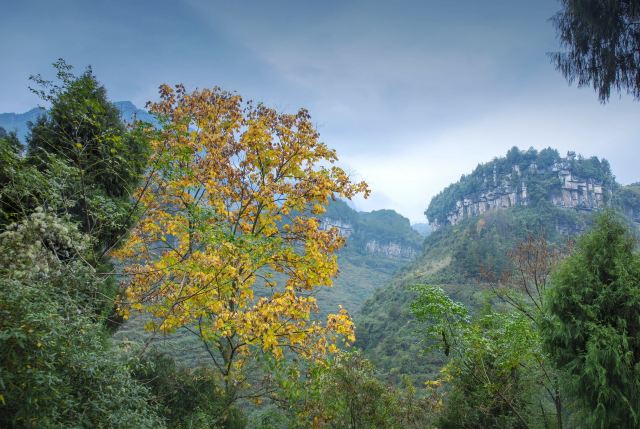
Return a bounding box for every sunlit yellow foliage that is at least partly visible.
[113,84,369,397]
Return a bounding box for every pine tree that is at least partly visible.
[543,211,640,428]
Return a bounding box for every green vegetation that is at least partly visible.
[543,211,640,428]
[0,212,163,428]
[113,197,422,370]
[425,146,613,226]
[325,199,422,259]
[317,200,423,317]
[0,61,163,428]
[613,182,640,222]
[263,351,436,428]
[2,60,425,428]
[27,59,149,254]
[551,0,640,102]
[412,287,545,428]
[356,203,595,384]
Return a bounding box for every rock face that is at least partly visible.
[550,169,604,210]
[429,153,609,230]
[320,218,354,238]
[363,240,418,259]
[319,202,423,261]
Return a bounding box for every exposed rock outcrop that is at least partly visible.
[429,154,609,230]
[364,240,418,259]
[319,202,422,261]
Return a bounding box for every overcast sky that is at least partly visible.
[3,0,638,222]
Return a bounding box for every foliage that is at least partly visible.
[0,211,163,428]
[357,197,595,385]
[0,60,154,327]
[436,313,543,429]
[26,58,150,254]
[410,285,469,356]
[542,211,640,428]
[488,235,568,429]
[613,182,640,221]
[411,285,548,429]
[115,84,369,402]
[112,198,420,370]
[551,0,640,102]
[269,351,436,428]
[133,351,246,428]
[0,129,47,228]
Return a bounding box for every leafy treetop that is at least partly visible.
[114,84,369,401]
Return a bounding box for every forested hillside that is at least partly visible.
[358,147,640,386]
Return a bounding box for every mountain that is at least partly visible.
[425,146,613,229]
[312,200,423,316]
[111,101,158,126]
[0,101,156,142]
[613,182,640,222]
[0,107,46,142]
[411,222,432,237]
[356,146,639,384]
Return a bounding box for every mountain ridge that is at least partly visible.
[426,147,613,229]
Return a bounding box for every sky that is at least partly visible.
[2,0,639,223]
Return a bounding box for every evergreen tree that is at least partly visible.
[27,59,149,253]
[543,211,640,428]
[551,0,640,102]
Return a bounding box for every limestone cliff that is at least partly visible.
[320,201,422,260]
[426,148,612,230]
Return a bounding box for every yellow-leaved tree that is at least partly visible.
[114,84,369,403]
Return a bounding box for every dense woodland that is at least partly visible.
[3,2,640,427]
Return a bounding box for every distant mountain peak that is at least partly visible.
[0,101,156,142]
[113,100,137,110]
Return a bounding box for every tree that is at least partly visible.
[267,351,436,428]
[551,0,640,102]
[27,59,150,254]
[542,211,640,428]
[411,285,543,429]
[133,351,246,428]
[114,84,369,404]
[0,60,154,327]
[488,235,569,429]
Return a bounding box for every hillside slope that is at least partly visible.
[356,147,639,384]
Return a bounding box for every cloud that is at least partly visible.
[2,0,637,225]
[340,81,640,223]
